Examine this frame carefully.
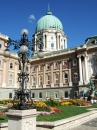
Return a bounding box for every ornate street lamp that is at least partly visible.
[3,29,44,110]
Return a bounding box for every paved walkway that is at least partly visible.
[71,117,97,130]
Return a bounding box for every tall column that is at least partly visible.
[84,55,89,84]
[78,55,83,85]
[50,62,54,87]
[36,65,38,88]
[68,59,72,86]
[43,64,46,88]
[59,61,63,87]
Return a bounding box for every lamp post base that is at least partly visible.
[6,109,38,130]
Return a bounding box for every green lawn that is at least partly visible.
[37,104,97,122]
[0,104,97,123]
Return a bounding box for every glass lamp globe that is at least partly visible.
[21,29,28,35]
[3,49,10,57]
[37,51,44,58]
[20,45,28,54]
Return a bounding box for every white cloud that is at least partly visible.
[28,14,35,23]
[29,14,35,20]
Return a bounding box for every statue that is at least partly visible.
[90,79,95,91]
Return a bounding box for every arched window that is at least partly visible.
[73,73,78,83]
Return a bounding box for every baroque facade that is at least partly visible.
[0,10,97,100]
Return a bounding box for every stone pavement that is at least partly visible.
[71,117,97,130]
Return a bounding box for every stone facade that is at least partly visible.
[0,11,97,100]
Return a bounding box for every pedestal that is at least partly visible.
[6,109,38,130]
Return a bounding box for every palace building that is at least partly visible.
[0,10,97,100]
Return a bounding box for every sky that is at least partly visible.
[0,0,97,48]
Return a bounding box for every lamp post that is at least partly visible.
[3,29,44,110]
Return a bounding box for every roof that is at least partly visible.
[36,11,63,32]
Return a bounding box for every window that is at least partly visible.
[32,92,35,98]
[26,66,29,72]
[9,63,13,69]
[46,74,50,84]
[0,44,2,49]
[32,66,36,72]
[54,91,59,99]
[46,91,50,98]
[62,60,68,68]
[39,65,43,71]
[72,59,77,67]
[39,75,43,86]
[39,92,42,99]
[8,74,13,85]
[51,43,54,49]
[46,63,50,70]
[74,91,78,98]
[54,73,59,84]
[64,73,68,83]
[54,62,59,69]
[32,77,36,86]
[9,93,12,98]
[64,91,69,98]
[51,36,53,39]
[73,73,78,83]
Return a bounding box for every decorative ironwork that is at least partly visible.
[4,29,44,110]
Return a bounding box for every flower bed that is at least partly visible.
[0,98,92,116]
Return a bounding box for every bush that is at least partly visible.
[45,100,60,107]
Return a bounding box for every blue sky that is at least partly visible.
[0,0,97,48]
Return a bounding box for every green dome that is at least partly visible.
[36,11,63,32]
